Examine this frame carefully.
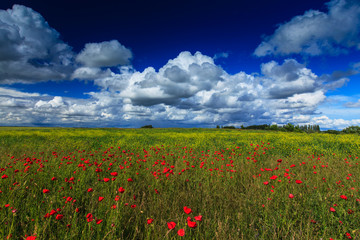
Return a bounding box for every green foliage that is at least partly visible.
[343,125,360,134]
[140,125,154,128]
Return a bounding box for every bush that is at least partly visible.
[140,125,153,128]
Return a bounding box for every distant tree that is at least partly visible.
[269,124,278,131]
[342,126,360,134]
[216,125,220,129]
[140,125,153,128]
[223,126,236,129]
[283,123,295,132]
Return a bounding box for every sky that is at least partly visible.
[0,0,360,129]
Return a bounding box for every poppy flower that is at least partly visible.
[340,195,348,200]
[87,188,93,192]
[167,222,176,229]
[147,218,154,224]
[178,229,185,236]
[103,178,110,182]
[263,181,269,185]
[50,209,57,215]
[98,196,104,202]
[86,213,93,218]
[42,189,50,194]
[183,206,192,214]
[330,207,336,212]
[26,237,37,240]
[55,214,64,220]
[1,174,8,179]
[118,187,125,193]
[110,172,118,176]
[187,220,197,228]
[289,194,294,199]
[96,219,103,224]
[194,215,202,221]
[127,178,133,182]
[295,180,302,184]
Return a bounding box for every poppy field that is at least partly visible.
[0,127,360,239]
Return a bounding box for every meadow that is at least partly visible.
[0,127,360,239]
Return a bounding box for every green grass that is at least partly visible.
[0,127,360,239]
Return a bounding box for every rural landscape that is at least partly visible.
[1,127,359,239]
[1,0,360,239]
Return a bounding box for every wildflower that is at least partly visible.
[187,220,197,228]
[340,195,348,200]
[167,222,176,229]
[178,229,185,236]
[42,189,50,194]
[289,194,294,199]
[147,218,154,224]
[183,206,192,214]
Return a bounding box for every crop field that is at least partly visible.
[0,127,360,239]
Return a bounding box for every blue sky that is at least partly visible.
[0,0,360,129]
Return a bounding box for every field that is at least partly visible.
[0,127,360,239]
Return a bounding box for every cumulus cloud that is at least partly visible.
[76,40,132,68]
[0,52,352,129]
[0,5,75,84]
[254,0,360,56]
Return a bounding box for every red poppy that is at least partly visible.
[194,215,202,221]
[330,207,336,212]
[295,180,302,184]
[147,218,154,224]
[183,206,192,214]
[42,189,50,193]
[269,175,278,180]
[99,196,104,202]
[26,237,37,240]
[178,229,185,236]
[167,222,176,229]
[340,195,348,200]
[187,220,197,228]
[87,188,93,192]
[118,187,125,193]
[131,204,136,208]
[127,178,133,182]
[103,178,110,182]
[263,181,269,185]
[1,174,8,179]
[96,219,103,224]
[110,172,118,176]
[289,194,294,199]
[55,214,64,220]
[50,209,57,215]
[86,213,93,218]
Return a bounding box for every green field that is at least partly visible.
[0,128,360,239]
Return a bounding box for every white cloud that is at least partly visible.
[311,115,360,129]
[76,40,132,67]
[344,99,360,107]
[213,52,229,60]
[0,5,74,84]
[254,0,360,56]
[0,49,353,129]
